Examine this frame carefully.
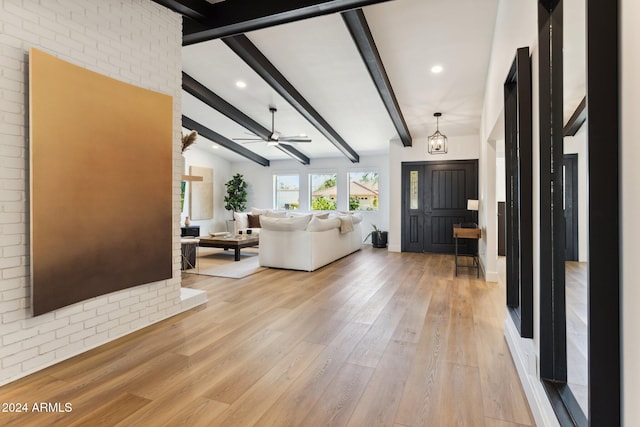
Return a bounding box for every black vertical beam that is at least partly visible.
[342,9,412,147]
[586,0,620,424]
[504,47,533,339]
[517,47,533,339]
[538,0,566,383]
[504,80,519,311]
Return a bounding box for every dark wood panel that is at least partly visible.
[431,169,467,210]
[409,215,419,243]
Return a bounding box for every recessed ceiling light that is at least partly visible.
[431,65,444,74]
[235,80,247,89]
[212,144,219,149]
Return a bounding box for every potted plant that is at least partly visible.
[224,173,248,231]
[364,224,388,248]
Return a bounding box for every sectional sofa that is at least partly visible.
[234,209,363,271]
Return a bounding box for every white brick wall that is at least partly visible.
[0,0,185,385]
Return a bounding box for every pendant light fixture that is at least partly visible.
[428,112,448,154]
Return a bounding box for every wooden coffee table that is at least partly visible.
[198,235,259,261]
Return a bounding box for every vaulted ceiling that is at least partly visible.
[154,0,499,165]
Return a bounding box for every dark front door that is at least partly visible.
[402,160,478,253]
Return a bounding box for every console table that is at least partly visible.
[453,225,481,277]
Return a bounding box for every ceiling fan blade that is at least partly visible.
[278,137,312,143]
[278,140,312,145]
[232,138,263,144]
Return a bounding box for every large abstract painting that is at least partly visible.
[189,166,213,220]
[29,49,173,316]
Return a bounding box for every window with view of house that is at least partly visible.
[309,173,338,211]
[348,171,379,211]
[274,175,299,210]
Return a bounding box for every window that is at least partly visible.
[309,173,337,210]
[273,175,299,210]
[348,171,379,211]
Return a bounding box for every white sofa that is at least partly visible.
[258,213,363,271]
[232,208,288,234]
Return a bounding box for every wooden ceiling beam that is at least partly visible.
[563,96,587,137]
[342,8,412,146]
[182,115,270,167]
[180,0,395,45]
[151,0,210,21]
[223,34,360,163]
[182,73,310,165]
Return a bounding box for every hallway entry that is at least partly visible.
[401,160,478,254]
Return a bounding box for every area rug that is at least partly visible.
[184,248,266,278]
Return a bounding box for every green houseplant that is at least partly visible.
[364,224,388,248]
[224,173,248,216]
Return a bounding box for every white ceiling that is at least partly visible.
[182,0,499,163]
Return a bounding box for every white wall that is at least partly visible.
[479,136,498,281]
[0,0,202,386]
[481,1,560,426]
[232,155,389,238]
[496,154,506,202]
[388,134,481,252]
[621,0,640,423]
[182,146,233,234]
[481,0,538,138]
[479,0,538,284]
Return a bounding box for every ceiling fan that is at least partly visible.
[233,107,312,146]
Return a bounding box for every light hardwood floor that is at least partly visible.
[0,247,534,426]
[566,260,588,414]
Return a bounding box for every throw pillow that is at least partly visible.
[307,216,340,232]
[260,214,312,231]
[351,213,363,224]
[251,207,268,215]
[247,214,261,228]
[337,215,354,234]
[264,210,287,218]
[233,211,249,230]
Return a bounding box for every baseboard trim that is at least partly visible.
[0,287,207,388]
[484,270,499,282]
[180,287,207,311]
[387,243,401,252]
[504,318,560,427]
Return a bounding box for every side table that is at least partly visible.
[453,225,481,277]
[181,225,200,237]
[180,238,198,270]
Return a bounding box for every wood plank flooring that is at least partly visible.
[565,260,588,414]
[0,247,534,426]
